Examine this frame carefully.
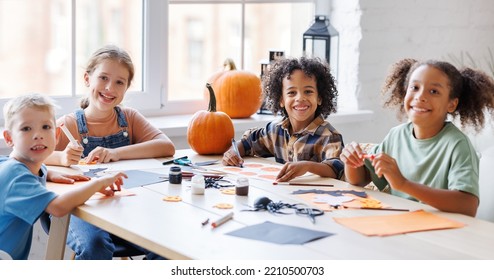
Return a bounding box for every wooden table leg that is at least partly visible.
[45,215,70,260]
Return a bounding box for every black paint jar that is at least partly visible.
[169,166,182,184]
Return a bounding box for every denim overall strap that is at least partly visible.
[76,107,130,157]
[114,106,129,128]
[75,109,89,134]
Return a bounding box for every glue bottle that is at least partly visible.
[191,174,205,195]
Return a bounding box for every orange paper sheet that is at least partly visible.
[333,210,465,236]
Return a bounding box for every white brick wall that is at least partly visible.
[330,0,494,144]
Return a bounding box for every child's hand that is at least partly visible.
[340,141,366,168]
[276,162,309,182]
[86,147,119,163]
[95,172,128,196]
[222,149,244,167]
[47,170,91,184]
[61,143,84,166]
[371,153,406,189]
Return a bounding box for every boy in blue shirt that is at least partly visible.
[0,93,127,259]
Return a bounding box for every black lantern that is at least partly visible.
[302,15,339,77]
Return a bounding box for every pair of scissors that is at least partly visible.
[172,158,218,166]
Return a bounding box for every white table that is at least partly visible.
[45,151,494,259]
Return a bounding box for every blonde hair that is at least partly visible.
[3,93,58,130]
[80,45,135,109]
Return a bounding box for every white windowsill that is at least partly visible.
[151,109,374,137]
[0,110,374,152]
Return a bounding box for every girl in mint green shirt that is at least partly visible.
[341,59,494,217]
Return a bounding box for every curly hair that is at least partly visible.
[262,56,338,118]
[382,58,494,130]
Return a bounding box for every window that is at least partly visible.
[0,0,315,120]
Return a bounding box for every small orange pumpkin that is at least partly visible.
[207,58,262,119]
[187,83,235,155]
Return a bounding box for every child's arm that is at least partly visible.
[276,161,336,182]
[47,170,90,184]
[84,135,175,163]
[340,142,372,186]
[45,172,127,217]
[391,179,478,217]
[372,153,479,217]
[222,141,245,167]
[44,144,84,167]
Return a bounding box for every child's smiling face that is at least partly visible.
[405,65,458,138]
[84,58,130,113]
[4,107,57,171]
[280,69,321,132]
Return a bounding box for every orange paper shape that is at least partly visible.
[333,210,465,236]
[90,188,135,200]
[296,192,389,212]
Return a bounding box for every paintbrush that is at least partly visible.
[272,182,334,187]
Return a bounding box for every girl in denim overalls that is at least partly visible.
[48,45,175,259]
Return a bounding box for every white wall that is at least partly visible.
[329,0,494,144]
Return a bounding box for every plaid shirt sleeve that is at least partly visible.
[241,117,345,178]
[294,118,344,179]
[240,121,279,158]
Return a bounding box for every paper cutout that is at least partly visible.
[47,181,135,200]
[312,195,354,205]
[294,190,389,212]
[120,170,167,189]
[333,210,465,236]
[226,221,334,244]
[212,162,284,182]
[83,169,167,189]
[74,158,163,172]
[343,197,382,209]
[220,188,236,195]
[89,189,135,200]
[83,167,108,177]
[291,189,368,198]
[78,159,98,165]
[162,195,182,202]
[214,203,234,209]
[341,196,391,209]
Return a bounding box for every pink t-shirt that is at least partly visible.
[55,106,163,151]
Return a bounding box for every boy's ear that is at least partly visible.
[3,130,14,147]
[83,72,90,87]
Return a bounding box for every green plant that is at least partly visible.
[445,47,494,77]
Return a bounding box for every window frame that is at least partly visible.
[0,0,317,122]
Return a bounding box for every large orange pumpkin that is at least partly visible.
[187,83,235,155]
[207,58,262,119]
